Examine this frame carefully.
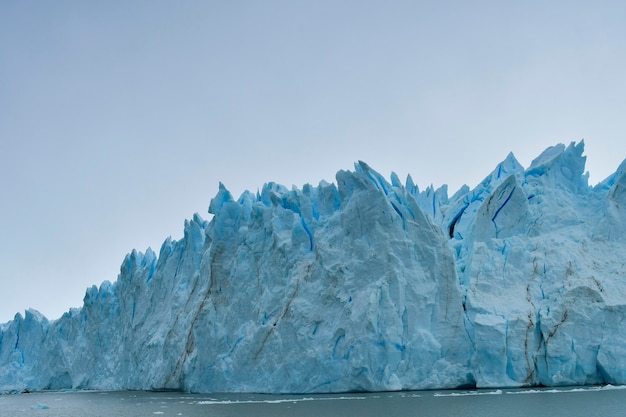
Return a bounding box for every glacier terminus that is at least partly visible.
[2,141,626,393]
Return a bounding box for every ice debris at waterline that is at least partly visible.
[2,141,626,394]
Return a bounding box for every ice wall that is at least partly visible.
[2,141,626,393]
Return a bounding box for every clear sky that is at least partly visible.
[2,1,626,323]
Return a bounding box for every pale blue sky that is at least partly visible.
[2,1,626,322]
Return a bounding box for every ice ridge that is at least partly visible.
[2,141,626,393]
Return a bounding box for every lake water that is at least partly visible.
[2,385,625,417]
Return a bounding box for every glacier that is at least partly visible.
[2,141,626,393]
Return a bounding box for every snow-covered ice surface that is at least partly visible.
[2,141,626,394]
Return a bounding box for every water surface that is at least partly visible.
[2,385,625,417]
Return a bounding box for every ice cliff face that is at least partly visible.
[2,141,626,393]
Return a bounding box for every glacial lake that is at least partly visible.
[2,385,626,417]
